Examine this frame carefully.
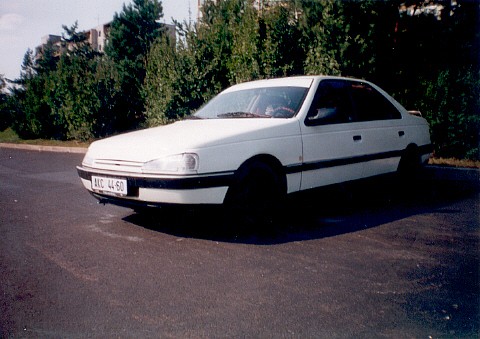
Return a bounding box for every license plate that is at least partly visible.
[91,176,128,196]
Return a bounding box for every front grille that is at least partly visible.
[93,159,144,173]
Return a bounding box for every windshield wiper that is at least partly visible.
[217,112,270,119]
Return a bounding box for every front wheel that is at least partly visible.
[224,161,285,227]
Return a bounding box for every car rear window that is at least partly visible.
[349,83,402,121]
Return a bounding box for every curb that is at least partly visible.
[0,143,87,154]
[424,165,479,184]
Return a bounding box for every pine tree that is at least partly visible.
[105,0,165,131]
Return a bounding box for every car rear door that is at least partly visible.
[347,81,408,178]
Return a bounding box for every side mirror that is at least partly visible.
[307,107,338,123]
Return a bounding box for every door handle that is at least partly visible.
[353,135,362,142]
[398,131,405,137]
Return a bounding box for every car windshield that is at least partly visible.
[194,86,308,119]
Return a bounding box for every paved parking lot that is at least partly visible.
[0,148,478,338]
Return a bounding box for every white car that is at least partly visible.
[77,76,431,215]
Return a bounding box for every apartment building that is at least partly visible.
[35,22,176,59]
[85,23,111,53]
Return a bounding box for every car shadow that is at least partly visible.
[123,173,478,245]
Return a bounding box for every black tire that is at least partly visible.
[398,147,421,177]
[397,146,423,194]
[224,161,285,227]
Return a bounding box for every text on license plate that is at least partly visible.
[91,176,127,195]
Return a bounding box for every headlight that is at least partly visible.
[142,153,199,174]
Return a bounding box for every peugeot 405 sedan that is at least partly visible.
[77,76,432,216]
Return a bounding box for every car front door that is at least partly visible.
[300,79,366,191]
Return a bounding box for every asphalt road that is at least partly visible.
[0,148,478,338]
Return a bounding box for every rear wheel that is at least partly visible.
[397,146,423,194]
[224,161,285,227]
[398,146,421,178]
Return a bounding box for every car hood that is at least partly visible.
[85,119,299,163]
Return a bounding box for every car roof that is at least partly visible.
[222,75,368,93]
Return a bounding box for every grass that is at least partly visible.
[428,157,480,169]
[1,128,478,168]
[0,128,90,148]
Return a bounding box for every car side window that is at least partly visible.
[306,80,353,126]
[349,82,402,121]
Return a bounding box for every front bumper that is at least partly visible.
[77,166,233,206]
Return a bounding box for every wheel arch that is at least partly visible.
[224,154,287,202]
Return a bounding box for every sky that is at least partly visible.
[0,0,198,81]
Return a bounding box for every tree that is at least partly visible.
[62,21,98,59]
[143,0,356,126]
[92,57,123,137]
[340,0,398,86]
[44,53,99,140]
[12,73,50,139]
[300,0,346,76]
[419,67,479,160]
[105,0,165,131]
[6,0,477,158]
[144,23,217,126]
[0,74,12,130]
[258,2,304,77]
[145,0,262,126]
[389,0,479,159]
[12,23,113,141]
[225,0,260,83]
[35,40,59,75]
[144,36,178,125]
[106,0,164,63]
[19,49,36,83]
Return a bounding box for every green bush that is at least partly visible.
[420,67,479,160]
[5,0,478,161]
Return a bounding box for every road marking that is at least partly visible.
[27,242,99,282]
[87,224,143,242]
